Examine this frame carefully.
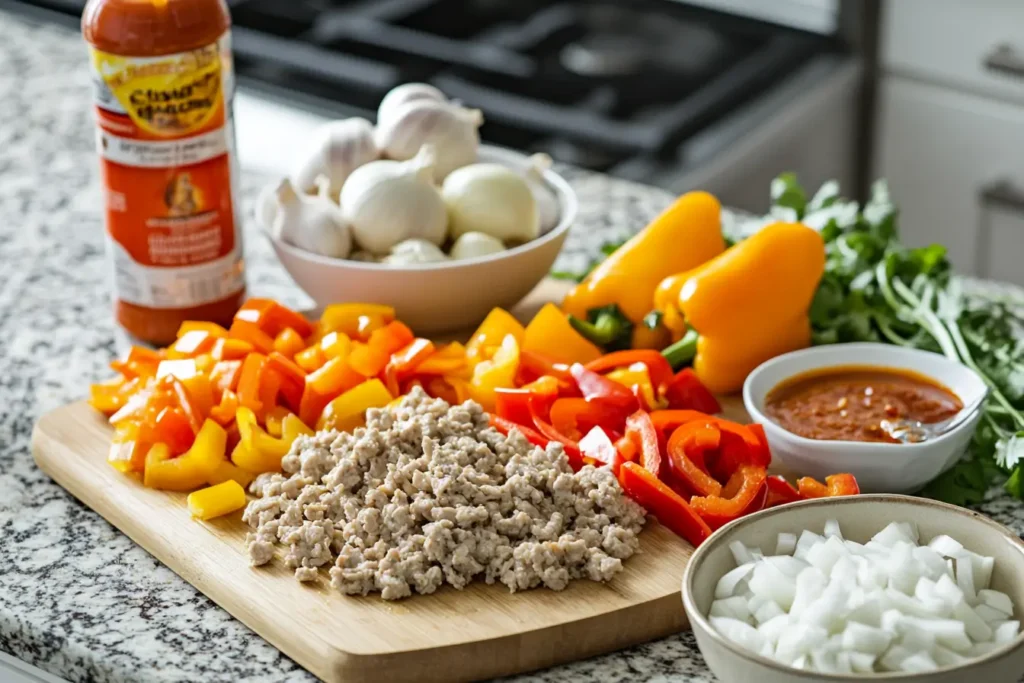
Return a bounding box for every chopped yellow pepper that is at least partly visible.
[207,459,255,488]
[522,303,602,365]
[468,334,519,411]
[142,419,226,491]
[465,308,525,362]
[607,363,667,411]
[233,407,312,474]
[187,480,247,520]
[320,303,395,337]
[317,379,393,432]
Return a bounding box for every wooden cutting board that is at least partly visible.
[32,279,750,683]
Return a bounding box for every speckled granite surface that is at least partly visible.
[1,11,1022,683]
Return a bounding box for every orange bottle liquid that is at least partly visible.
[83,0,246,345]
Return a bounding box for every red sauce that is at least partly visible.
[763,365,962,443]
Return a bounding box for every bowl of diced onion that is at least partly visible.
[681,495,1024,682]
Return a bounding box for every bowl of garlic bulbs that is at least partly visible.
[255,83,577,334]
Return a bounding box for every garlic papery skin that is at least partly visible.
[291,117,379,196]
[272,178,352,259]
[377,83,447,129]
[442,163,539,243]
[374,100,483,182]
[523,153,560,234]
[449,231,506,260]
[382,238,449,265]
[340,145,448,254]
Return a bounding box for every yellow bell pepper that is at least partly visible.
[523,303,602,365]
[233,408,313,474]
[317,379,393,432]
[630,323,671,350]
[468,334,519,411]
[320,303,395,337]
[607,363,667,411]
[142,419,226,491]
[187,480,247,521]
[465,308,525,362]
[676,222,825,394]
[562,191,725,324]
[207,459,256,488]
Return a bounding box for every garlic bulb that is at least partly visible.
[377,83,447,129]
[383,238,449,265]
[523,153,560,234]
[272,178,352,259]
[449,231,506,260]
[375,100,483,182]
[254,182,279,229]
[340,145,448,254]
[442,163,539,243]
[291,117,379,196]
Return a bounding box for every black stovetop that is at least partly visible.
[6,0,837,172]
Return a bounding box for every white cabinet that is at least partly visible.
[874,78,1024,276]
[875,0,1024,285]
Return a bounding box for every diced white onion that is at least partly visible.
[899,652,938,672]
[824,518,843,539]
[993,620,1020,645]
[729,540,754,566]
[775,532,797,556]
[977,589,1014,617]
[714,563,754,599]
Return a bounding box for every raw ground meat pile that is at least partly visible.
[242,388,646,600]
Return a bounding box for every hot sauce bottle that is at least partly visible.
[83,0,246,345]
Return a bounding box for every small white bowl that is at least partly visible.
[683,495,1024,683]
[259,145,577,334]
[743,343,986,494]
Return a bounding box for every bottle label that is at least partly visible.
[90,33,244,309]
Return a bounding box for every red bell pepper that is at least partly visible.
[584,350,674,393]
[625,410,661,478]
[618,461,713,547]
[529,399,583,469]
[747,423,773,469]
[666,422,723,498]
[690,465,768,530]
[663,368,721,414]
[570,363,639,414]
[549,397,625,442]
[488,415,549,451]
[826,474,860,497]
[797,476,829,499]
[579,426,624,474]
[649,409,712,435]
[494,388,539,426]
[518,350,572,382]
[766,475,802,507]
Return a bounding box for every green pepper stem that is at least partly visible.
[662,329,699,369]
[568,313,626,347]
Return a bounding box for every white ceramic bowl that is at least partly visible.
[259,145,577,334]
[742,343,986,494]
[683,495,1024,683]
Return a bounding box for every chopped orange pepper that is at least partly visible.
[156,358,198,381]
[319,331,352,360]
[142,420,226,491]
[264,405,290,436]
[211,337,254,361]
[356,313,389,340]
[179,373,214,423]
[236,353,268,417]
[188,480,248,520]
[140,406,196,455]
[228,319,275,354]
[169,329,217,358]
[235,298,312,339]
[390,338,435,376]
[209,389,239,426]
[209,360,243,399]
[317,379,393,432]
[89,376,139,415]
[273,327,307,358]
[298,355,365,427]
[176,321,229,338]
[266,352,306,411]
[107,420,150,474]
[466,308,525,361]
[294,345,327,372]
[320,303,395,337]
[523,303,602,365]
[411,354,467,376]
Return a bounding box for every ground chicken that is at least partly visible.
[242,388,646,600]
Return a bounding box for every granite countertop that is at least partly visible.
[2,11,1023,683]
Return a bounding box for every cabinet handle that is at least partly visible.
[980,179,1024,214]
[983,44,1024,80]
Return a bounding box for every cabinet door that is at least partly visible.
[882,0,1024,105]
[874,77,1024,276]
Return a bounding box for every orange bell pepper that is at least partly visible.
[320,303,395,337]
[390,338,435,376]
[169,329,217,358]
[563,191,725,324]
[466,308,525,361]
[468,334,520,411]
[209,360,243,400]
[209,389,239,426]
[143,419,226,491]
[187,480,248,520]
[235,298,313,339]
[236,353,267,417]
[298,355,365,427]
[319,331,353,360]
[140,405,196,455]
[349,322,414,377]
[264,405,290,437]
[523,303,602,365]
[317,379,393,432]
[273,327,307,358]
[229,319,275,354]
[266,352,306,411]
[177,321,229,338]
[294,345,327,372]
[107,420,151,474]
[211,337,254,361]
[90,376,143,416]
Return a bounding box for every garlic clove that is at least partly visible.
[272,177,352,259]
[255,182,279,230]
[442,162,539,244]
[383,238,449,265]
[290,117,379,196]
[377,83,447,129]
[374,99,483,183]
[523,153,561,235]
[313,174,337,204]
[449,231,506,260]
[340,145,448,255]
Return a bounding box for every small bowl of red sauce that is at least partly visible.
[743,343,987,493]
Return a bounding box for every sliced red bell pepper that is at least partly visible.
[766,475,802,507]
[549,397,625,442]
[494,388,535,425]
[826,473,860,497]
[618,461,713,547]
[663,368,721,414]
[649,409,713,435]
[690,465,768,529]
[585,350,674,393]
[570,363,639,414]
[625,410,661,478]
[579,426,624,474]
[488,415,549,451]
[615,434,639,463]
[797,476,829,499]
[530,398,583,469]
[666,422,723,498]
[747,423,773,469]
